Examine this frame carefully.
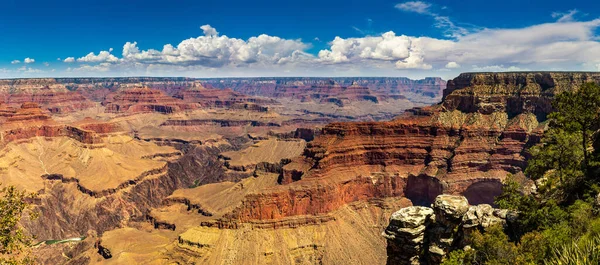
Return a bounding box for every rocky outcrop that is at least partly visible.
[443,72,600,120]
[383,195,512,264]
[102,88,199,114]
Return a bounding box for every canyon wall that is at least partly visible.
[225,72,600,224]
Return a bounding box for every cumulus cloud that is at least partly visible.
[200,24,218,37]
[58,19,600,77]
[11,60,20,64]
[77,49,119,63]
[318,32,433,69]
[445,61,460,68]
[44,62,50,67]
[24,58,35,64]
[63,57,75,63]
[120,27,310,67]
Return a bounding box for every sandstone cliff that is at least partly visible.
[443,72,600,120]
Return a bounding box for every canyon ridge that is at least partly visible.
[1,73,599,264]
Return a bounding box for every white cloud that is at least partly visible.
[24,58,35,64]
[317,32,433,69]
[17,66,44,73]
[11,60,20,64]
[43,62,50,67]
[68,63,113,73]
[63,57,75,63]
[56,19,600,77]
[77,50,119,63]
[200,24,218,37]
[395,1,432,14]
[445,61,460,68]
[395,1,468,37]
[119,26,310,68]
[552,9,579,23]
[471,65,529,72]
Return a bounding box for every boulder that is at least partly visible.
[384,195,514,265]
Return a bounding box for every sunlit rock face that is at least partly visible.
[383,195,513,265]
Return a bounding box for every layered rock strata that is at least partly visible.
[102,88,198,114]
[4,90,95,113]
[223,72,600,225]
[0,103,118,146]
[443,72,600,120]
[174,87,276,109]
[200,77,446,103]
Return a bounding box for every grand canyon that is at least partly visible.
[0,72,596,264]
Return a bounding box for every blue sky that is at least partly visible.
[1,0,600,79]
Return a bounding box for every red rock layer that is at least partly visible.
[226,174,406,221]
[102,88,199,114]
[73,117,122,134]
[222,73,600,223]
[228,112,539,222]
[4,90,95,113]
[0,103,118,145]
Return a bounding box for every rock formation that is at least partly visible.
[102,88,199,114]
[443,72,600,120]
[383,195,513,264]
[6,72,599,264]
[219,72,600,226]
[174,86,276,109]
[200,77,446,104]
[4,90,95,113]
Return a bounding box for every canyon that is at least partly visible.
[2,72,599,264]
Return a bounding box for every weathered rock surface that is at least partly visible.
[3,89,95,113]
[443,72,600,120]
[383,195,510,265]
[219,72,600,226]
[0,103,116,146]
[102,88,199,114]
